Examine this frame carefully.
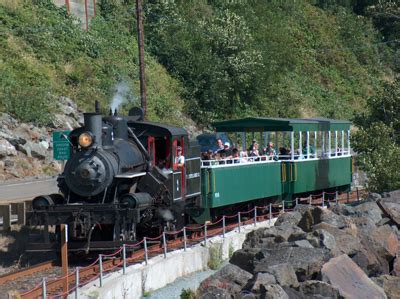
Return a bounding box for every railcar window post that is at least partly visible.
[335,131,338,156]
[341,130,345,155]
[275,132,278,151]
[328,131,332,157]
[306,131,310,159]
[290,132,295,160]
[314,131,317,158]
[322,131,325,157]
[298,131,302,160]
[347,130,351,154]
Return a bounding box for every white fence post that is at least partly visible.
[144,237,148,265]
[99,254,103,287]
[163,232,167,258]
[183,227,187,251]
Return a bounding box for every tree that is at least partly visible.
[352,79,400,192]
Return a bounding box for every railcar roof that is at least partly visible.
[127,120,188,137]
[213,117,351,132]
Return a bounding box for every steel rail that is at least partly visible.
[0,260,58,285]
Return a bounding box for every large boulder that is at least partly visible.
[263,225,306,243]
[261,284,289,299]
[351,237,390,276]
[372,275,400,299]
[331,203,358,216]
[263,263,299,288]
[230,248,259,273]
[0,139,17,157]
[19,141,49,159]
[377,198,400,227]
[197,264,252,298]
[322,254,387,299]
[274,211,302,227]
[369,225,399,260]
[312,229,336,251]
[312,222,361,256]
[352,201,384,224]
[253,247,331,281]
[299,280,341,298]
[245,272,276,293]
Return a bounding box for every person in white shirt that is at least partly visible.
[175,146,185,168]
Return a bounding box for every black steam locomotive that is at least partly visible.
[27,106,201,251]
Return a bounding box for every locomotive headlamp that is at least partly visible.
[78,132,93,148]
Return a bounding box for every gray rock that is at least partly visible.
[353,201,383,224]
[331,203,358,216]
[253,247,331,281]
[230,249,258,273]
[0,139,17,157]
[246,272,276,293]
[312,222,361,256]
[261,284,289,299]
[274,211,302,227]
[305,235,321,248]
[373,275,400,299]
[197,264,253,298]
[377,198,400,227]
[369,225,399,260]
[322,254,387,299]
[294,240,314,248]
[299,280,341,298]
[20,141,49,159]
[313,229,336,250]
[264,263,299,288]
[368,193,382,201]
[264,225,306,243]
[318,207,348,229]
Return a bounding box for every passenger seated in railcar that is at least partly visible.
[279,147,288,160]
[231,148,241,164]
[239,146,248,160]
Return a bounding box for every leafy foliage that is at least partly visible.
[352,79,400,192]
[145,1,388,125]
[0,0,186,126]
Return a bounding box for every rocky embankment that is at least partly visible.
[0,97,82,181]
[197,192,400,298]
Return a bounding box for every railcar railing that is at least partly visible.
[200,151,351,168]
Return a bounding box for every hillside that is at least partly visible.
[145,1,395,125]
[0,0,187,127]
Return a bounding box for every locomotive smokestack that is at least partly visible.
[95,100,100,113]
[114,108,118,116]
[109,108,112,116]
[84,113,102,148]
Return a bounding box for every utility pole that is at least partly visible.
[136,0,147,120]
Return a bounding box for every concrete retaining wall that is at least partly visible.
[70,219,276,299]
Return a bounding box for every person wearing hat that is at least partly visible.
[221,142,232,158]
[174,146,185,169]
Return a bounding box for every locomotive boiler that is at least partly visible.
[27,107,201,251]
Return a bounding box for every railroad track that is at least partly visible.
[1,189,365,298]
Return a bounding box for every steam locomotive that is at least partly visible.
[27,106,202,251]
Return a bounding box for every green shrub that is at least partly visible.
[208,245,222,270]
[180,288,196,299]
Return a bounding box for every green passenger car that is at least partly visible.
[196,117,352,222]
